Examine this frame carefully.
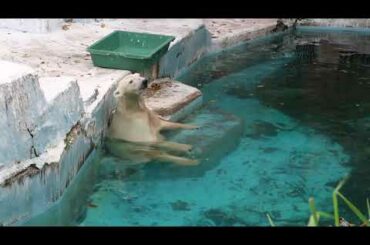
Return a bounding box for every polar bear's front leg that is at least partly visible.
[155,141,193,153]
[159,119,199,130]
[145,151,199,166]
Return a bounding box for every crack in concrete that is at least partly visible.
[84,88,99,107]
[26,126,39,158]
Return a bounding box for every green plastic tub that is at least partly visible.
[87,30,175,71]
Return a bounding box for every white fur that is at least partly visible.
[106,73,199,166]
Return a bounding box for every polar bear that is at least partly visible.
[106,73,199,166]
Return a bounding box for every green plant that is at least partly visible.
[267,177,369,227]
[266,213,275,227]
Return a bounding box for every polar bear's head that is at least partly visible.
[114,73,148,98]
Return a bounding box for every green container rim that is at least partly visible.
[87,30,176,60]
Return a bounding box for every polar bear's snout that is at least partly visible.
[140,79,148,90]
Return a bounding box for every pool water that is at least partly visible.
[26,27,370,226]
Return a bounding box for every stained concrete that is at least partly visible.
[0,19,65,33]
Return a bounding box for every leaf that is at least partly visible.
[333,191,340,227]
[367,198,370,220]
[333,177,348,226]
[337,191,368,225]
[307,214,319,227]
[309,197,319,226]
[266,213,275,227]
[334,177,348,193]
[317,211,334,220]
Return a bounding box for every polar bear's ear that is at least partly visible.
[119,74,133,84]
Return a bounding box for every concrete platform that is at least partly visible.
[143,78,203,121]
[300,19,370,28]
[0,19,65,33]
[204,19,280,50]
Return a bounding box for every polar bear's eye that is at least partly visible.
[129,80,133,84]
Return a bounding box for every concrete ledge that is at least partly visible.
[205,19,280,51]
[0,19,65,33]
[143,78,203,121]
[300,19,370,29]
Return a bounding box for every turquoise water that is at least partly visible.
[26,28,370,226]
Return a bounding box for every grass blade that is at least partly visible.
[307,214,320,227]
[266,213,275,227]
[317,211,334,220]
[333,191,340,226]
[309,197,319,226]
[337,191,368,224]
[333,178,348,226]
[367,198,370,220]
[334,177,347,193]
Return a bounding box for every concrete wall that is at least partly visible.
[0,61,47,164]
[159,25,211,79]
[0,71,124,225]
[0,61,84,166]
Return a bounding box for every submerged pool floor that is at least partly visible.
[27,28,370,226]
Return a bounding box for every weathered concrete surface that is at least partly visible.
[0,72,125,225]
[143,78,202,121]
[300,19,370,28]
[0,61,47,164]
[158,25,211,78]
[295,27,370,65]
[0,62,86,167]
[0,19,206,96]
[0,19,65,33]
[204,19,280,50]
[34,77,84,153]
